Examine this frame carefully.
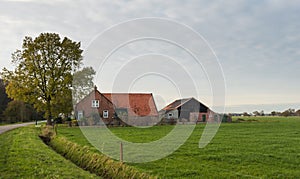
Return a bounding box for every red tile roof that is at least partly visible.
[102,93,158,117]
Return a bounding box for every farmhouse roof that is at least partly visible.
[102,93,158,117]
[162,98,193,111]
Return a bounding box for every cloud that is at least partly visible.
[0,0,299,110]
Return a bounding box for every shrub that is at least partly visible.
[39,126,56,143]
[72,119,78,126]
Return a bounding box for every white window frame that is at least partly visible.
[103,110,109,118]
[92,100,99,108]
[78,111,83,120]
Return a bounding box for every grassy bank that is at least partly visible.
[46,133,156,179]
[58,117,300,178]
[0,126,100,178]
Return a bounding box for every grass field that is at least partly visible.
[57,116,300,178]
[0,126,100,179]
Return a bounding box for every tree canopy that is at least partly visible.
[72,66,96,104]
[1,33,83,125]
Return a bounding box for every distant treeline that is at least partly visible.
[231,109,300,117]
[0,79,43,124]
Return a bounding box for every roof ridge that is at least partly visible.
[102,93,153,95]
[173,98,193,109]
[162,97,196,110]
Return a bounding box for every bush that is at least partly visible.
[39,126,56,143]
[71,119,78,126]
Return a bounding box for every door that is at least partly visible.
[202,114,206,122]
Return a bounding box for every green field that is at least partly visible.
[57,116,300,178]
[0,126,100,179]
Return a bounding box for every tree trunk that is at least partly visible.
[46,98,52,125]
[46,118,52,125]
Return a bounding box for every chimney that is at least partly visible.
[94,85,97,91]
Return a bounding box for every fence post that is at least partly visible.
[120,142,123,163]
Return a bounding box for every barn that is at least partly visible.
[159,98,213,123]
[75,86,159,126]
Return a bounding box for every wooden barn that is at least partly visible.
[75,86,159,126]
[159,98,213,123]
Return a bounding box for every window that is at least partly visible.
[103,110,109,118]
[78,111,83,120]
[92,100,99,108]
[168,113,173,118]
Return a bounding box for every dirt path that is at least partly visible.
[0,122,37,134]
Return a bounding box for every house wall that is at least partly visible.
[124,116,160,126]
[75,90,115,125]
[189,109,212,123]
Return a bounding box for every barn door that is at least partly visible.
[202,114,206,122]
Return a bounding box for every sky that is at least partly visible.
[0,0,299,113]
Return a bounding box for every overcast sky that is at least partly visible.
[0,0,299,113]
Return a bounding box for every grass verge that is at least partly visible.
[0,126,100,179]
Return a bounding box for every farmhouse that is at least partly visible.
[159,98,213,123]
[75,86,159,126]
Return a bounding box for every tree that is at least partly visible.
[281,110,290,117]
[51,88,73,118]
[295,109,300,116]
[50,66,95,118]
[253,111,260,116]
[0,79,12,122]
[72,67,96,104]
[281,108,295,117]
[289,108,295,115]
[3,100,41,123]
[271,111,277,116]
[260,110,264,116]
[1,33,83,125]
[242,112,250,116]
